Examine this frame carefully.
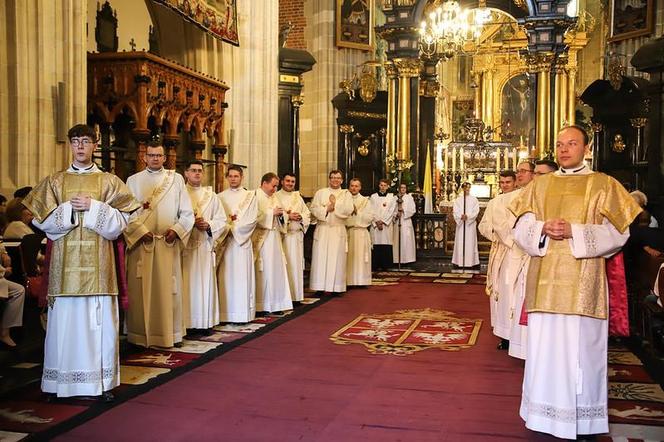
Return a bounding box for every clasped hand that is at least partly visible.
[142,229,177,244]
[70,194,91,211]
[273,207,284,216]
[543,218,572,240]
[326,195,336,213]
[195,217,209,231]
[288,211,302,221]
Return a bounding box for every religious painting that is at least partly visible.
[500,74,536,147]
[336,0,374,50]
[609,0,654,42]
[152,0,239,46]
[451,99,474,141]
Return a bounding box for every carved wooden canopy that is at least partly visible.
[88,51,228,144]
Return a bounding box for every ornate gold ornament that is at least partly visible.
[359,71,378,103]
[339,124,354,134]
[612,133,626,153]
[358,139,370,156]
[608,58,626,91]
[393,58,421,77]
[347,110,388,119]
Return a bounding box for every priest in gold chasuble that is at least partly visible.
[509,126,641,440]
[23,124,140,399]
[124,142,194,349]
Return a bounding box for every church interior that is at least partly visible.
[1,0,664,440]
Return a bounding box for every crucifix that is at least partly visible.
[129,38,136,51]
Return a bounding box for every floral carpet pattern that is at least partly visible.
[330,308,482,355]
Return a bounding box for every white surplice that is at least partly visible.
[254,189,292,313]
[275,189,310,302]
[452,193,480,267]
[30,164,135,397]
[217,188,258,322]
[125,168,194,348]
[347,194,374,286]
[492,190,529,342]
[513,167,630,439]
[182,185,228,329]
[478,195,502,329]
[309,187,354,292]
[369,193,397,245]
[2,221,35,239]
[392,193,417,264]
[0,243,25,331]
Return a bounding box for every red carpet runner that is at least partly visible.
[54,281,560,441]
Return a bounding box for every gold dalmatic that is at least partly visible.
[23,171,140,297]
[510,173,641,319]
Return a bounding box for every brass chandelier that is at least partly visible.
[418,0,491,59]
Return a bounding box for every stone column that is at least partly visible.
[339,124,354,182]
[0,0,87,195]
[394,58,421,163]
[385,61,398,170]
[132,130,151,172]
[163,136,180,170]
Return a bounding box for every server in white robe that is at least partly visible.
[0,243,25,347]
[478,171,516,334]
[452,183,480,268]
[276,174,310,303]
[309,170,354,294]
[23,124,140,398]
[510,126,641,439]
[346,178,374,286]
[217,165,258,323]
[253,173,292,314]
[369,179,396,270]
[392,183,417,264]
[125,143,195,349]
[507,162,556,359]
[182,160,228,331]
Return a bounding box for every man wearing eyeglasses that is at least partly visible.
[510,126,641,439]
[23,124,140,400]
[515,161,535,188]
[124,141,194,349]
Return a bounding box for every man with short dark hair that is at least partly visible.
[276,173,310,303]
[515,161,535,188]
[182,160,228,333]
[310,170,354,294]
[346,178,374,286]
[369,178,396,270]
[23,123,140,399]
[217,165,258,323]
[510,125,641,439]
[534,159,558,176]
[253,172,292,315]
[479,170,517,340]
[125,141,194,348]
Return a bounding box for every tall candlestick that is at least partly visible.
[452,147,457,173]
[503,147,509,170]
[496,147,500,175]
[459,147,464,172]
[512,148,518,170]
[443,147,448,173]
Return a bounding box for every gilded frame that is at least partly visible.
[608,0,654,42]
[336,0,375,51]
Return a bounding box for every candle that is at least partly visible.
[512,148,518,170]
[504,147,509,170]
[452,147,456,173]
[443,147,448,173]
[496,147,500,175]
[459,147,464,171]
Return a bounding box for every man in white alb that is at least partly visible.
[346,178,374,286]
[310,170,354,294]
[510,126,640,439]
[182,160,228,333]
[369,179,396,270]
[478,170,516,337]
[125,142,194,348]
[275,173,310,304]
[452,182,479,268]
[217,165,258,323]
[392,183,416,265]
[253,172,292,315]
[23,124,140,399]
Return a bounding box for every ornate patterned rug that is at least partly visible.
[607,346,664,428]
[330,308,482,356]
